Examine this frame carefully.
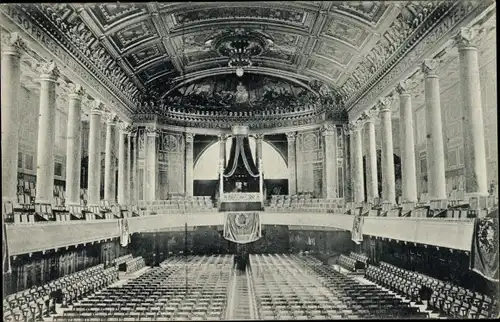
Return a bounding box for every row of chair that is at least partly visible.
[3,264,117,322]
[123,257,146,274]
[294,254,428,318]
[58,255,234,321]
[337,255,358,272]
[366,262,498,318]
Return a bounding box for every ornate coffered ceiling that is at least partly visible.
[13,1,488,121]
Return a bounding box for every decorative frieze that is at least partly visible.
[347,0,492,119]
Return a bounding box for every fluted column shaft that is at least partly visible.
[65,86,85,205]
[117,127,127,204]
[1,34,24,203]
[185,133,194,197]
[352,126,364,203]
[398,87,418,202]
[380,101,396,204]
[423,60,447,200]
[322,126,337,199]
[146,130,158,201]
[286,133,297,195]
[87,103,103,206]
[365,117,379,201]
[104,116,117,203]
[457,30,488,196]
[35,63,59,204]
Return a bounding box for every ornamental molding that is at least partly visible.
[347,0,492,120]
[133,108,331,130]
[0,5,134,121]
[341,1,450,104]
[1,31,27,55]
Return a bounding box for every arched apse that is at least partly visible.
[194,137,288,180]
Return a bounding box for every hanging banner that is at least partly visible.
[223,212,262,244]
[2,213,11,274]
[470,213,499,282]
[119,218,131,247]
[351,213,364,244]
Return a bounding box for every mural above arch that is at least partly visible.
[161,74,342,114]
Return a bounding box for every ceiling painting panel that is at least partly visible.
[321,17,369,48]
[124,42,167,70]
[110,19,158,52]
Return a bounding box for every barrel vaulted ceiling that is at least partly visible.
[20,2,468,115]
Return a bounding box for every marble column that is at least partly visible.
[379,97,396,204]
[351,122,365,203]
[129,129,137,203]
[103,113,118,204]
[286,132,297,195]
[322,124,337,199]
[456,27,488,196]
[35,62,60,204]
[65,84,86,206]
[255,134,264,164]
[185,133,194,198]
[127,131,133,202]
[218,134,226,168]
[422,59,447,200]
[1,33,25,203]
[364,109,379,202]
[145,127,158,201]
[87,100,104,206]
[397,80,419,202]
[117,122,128,204]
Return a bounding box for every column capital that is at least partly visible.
[36,61,60,81]
[217,133,229,140]
[68,83,86,100]
[145,126,159,137]
[128,126,138,137]
[377,96,394,112]
[421,59,440,77]
[254,134,265,141]
[1,32,27,56]
[119,121,132,134]
[395,78,419,95]
[362,107,379,121]
[454,26,485,50]
[105,112,119,125]
[321,123,336,136]
[285,131,296,142]
[185,132,195,143]
[90,99,105,115]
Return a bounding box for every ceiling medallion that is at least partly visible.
[206,29,273,77]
